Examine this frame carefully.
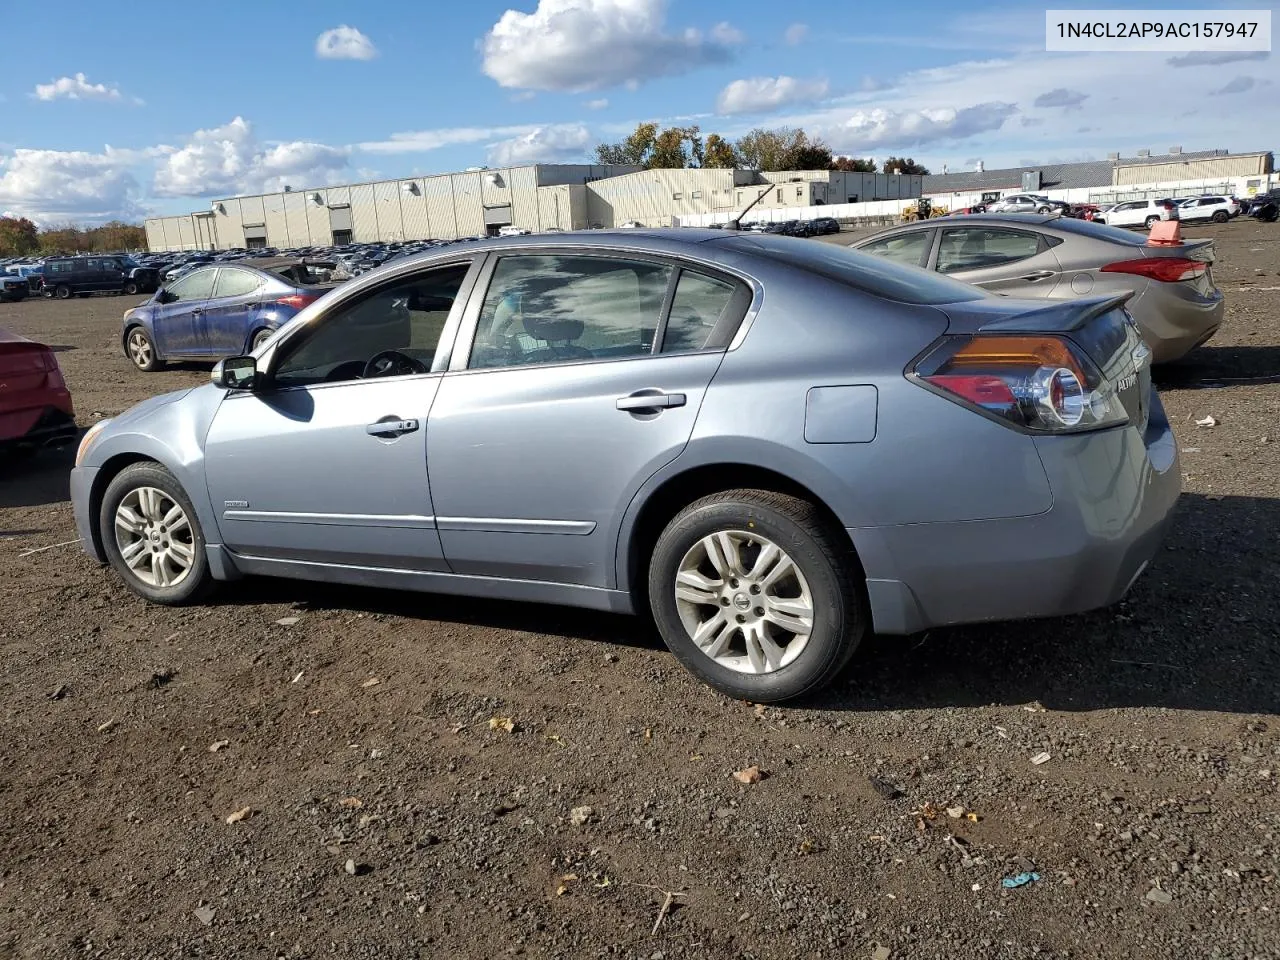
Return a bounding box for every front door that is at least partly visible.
[203,260,478,570]
[934,225,1063,298]
[153,267,217,357]
[427,252,747,587]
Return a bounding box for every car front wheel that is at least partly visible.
[1145,215,1160,227]
[55,285,71,299]
[126,326,163,372]
[124,281,139,295]
[648,490,865,703]
[99,462,213,605]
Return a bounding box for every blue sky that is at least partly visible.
[0,0,1274,223]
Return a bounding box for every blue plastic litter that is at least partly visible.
[1002,872,1041,888]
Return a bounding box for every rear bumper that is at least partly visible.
[0,404,77,451]
[1128,285,1225,364]
[853,391,1181,635]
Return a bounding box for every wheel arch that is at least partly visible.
[87,453,160,561]
[616,459,867,614]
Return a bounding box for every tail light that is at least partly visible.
[1101,257,1206,283]
[912,335,1128,433]
[275,294,318,309]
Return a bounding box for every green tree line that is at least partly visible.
[595,123,929,175]
[0,217,148,257]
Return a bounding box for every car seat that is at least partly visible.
[522,315,593,362]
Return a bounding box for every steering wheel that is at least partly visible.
[362,350,427,379]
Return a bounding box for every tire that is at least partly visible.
[1036,206,1051,214]
[1145,216,1160,228]
[1211,210,1229,223]
[648,489,866,703]
[251,328,273,351]
[124,281,139,295]
[125,326,163,372]
[55,285,71,300]
[99,462,213,605]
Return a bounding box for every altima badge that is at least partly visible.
[224,500,249,508]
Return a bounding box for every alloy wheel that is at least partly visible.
[128,330,152,369]
[673,529,814,674]
[113,486,195,588]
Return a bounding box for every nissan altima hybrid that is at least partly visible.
[71,230,1179,702]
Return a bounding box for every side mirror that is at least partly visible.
[212,356,258,390]
[155,288,174,304]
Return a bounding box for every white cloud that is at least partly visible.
[481,0,734,92]
[1167,50,1268,68]
[152,117,350,197]
[358,125,531,154]
[784,23,808,46]
[315,25,378,60]
[486,124,592,165]
[710,21,745,45]
[511,90,537,102]
[819,102,1018,153]
[585,98,609,109]
[0,146,149,222]
[32,73,133,103]
[717,75,829,115]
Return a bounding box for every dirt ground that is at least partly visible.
[1,221,1278,959]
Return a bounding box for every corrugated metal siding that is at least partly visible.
[400,180,430,239]
[284,191,310,245]
[216,199,245,248]
[350,184,377,241]
[507,165,539,230]
[534,164,643,186]
[263,194,288,246]
[305,190,331,243]
[144,220,165,252]
[423,177,455,239]
[373,181,404,241]
[1116,155,1269,184]
[452,173,485,237]
[585,169,737,226]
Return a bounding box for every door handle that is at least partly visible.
[1020,270,1056,281]
[616,392,686,412]
[366,418,420,437]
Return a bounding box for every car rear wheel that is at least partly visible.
[1211,210,1229,223]
[55,285,71,299]
[648,489,865,702]
[99,462,213,605]
[126,326,163,372]
[1145,215,1160,228]
[124,281,139,295]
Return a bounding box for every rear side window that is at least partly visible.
[936,228,1040,274]
[724,234,985,305]
[858,231,931,268]
[213,269,262,299]
[662,270,736,354]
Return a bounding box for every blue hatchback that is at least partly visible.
[121,258,336,372]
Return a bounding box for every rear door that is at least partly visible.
[152,268,216,357]
[932,225,1063,297]
[427,251,751,587]
[201,267,266,356]
[98,257,127,292]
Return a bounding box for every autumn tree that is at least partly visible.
[0,216,39,256]
[831,156,876,172]
[702,133,740,168]
[880,157,930,175]
[650,125,704,169]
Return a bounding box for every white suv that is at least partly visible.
[1177,195,1239,223]
[1094,199,1180,228]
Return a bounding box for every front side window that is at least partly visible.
[273,262,470,387]
[662,271,736,354]
[167,269,217,302]
[469,255,672,370]
[936,228,1040,274]
[858,231,931,268]
[212,268,262,299]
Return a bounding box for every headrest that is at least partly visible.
[525,316,584,342]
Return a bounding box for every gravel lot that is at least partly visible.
[2,221,1277,959]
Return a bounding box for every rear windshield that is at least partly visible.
[717,234,986,304]
[1048,217,1149,246]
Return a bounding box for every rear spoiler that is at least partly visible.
[977,292,1133,334]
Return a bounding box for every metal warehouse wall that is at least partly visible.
[1115,154,1271,185]
[586,169,741,227]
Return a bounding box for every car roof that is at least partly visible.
[857,213,1063,242]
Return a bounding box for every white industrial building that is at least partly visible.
[143,164,924,251]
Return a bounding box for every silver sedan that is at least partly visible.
[851,213,1223,363]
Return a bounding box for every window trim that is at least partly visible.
[448,249,754,375]
[255,257,482,393]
